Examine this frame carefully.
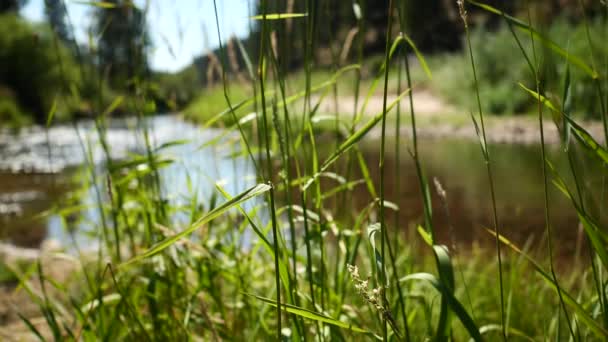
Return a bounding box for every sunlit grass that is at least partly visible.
[2,1,608,341]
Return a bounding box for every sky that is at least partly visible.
[22,0,253,72]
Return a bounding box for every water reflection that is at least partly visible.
[0,116,257,247]
[354,136,604,258]
[0,116,604,259]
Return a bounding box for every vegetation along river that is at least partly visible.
[0,115,603,260]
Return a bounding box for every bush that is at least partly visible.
[430,17,607,116]
[0,86,31,127]
[152,65,203,112]
[0,14,80,123]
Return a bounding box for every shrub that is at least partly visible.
[0,14,80,123]
[0,86,31,127]
[430,17,607,116]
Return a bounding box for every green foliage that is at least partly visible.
[431,17,607,116]
[2,1,608,341]
[0,14,79,124]
[44,0,74,50]
[92,0,150,91]
[0,86,32,127]
[152,65,203,111]
[0,0,28,13]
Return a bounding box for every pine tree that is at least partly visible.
[92,0,150,90]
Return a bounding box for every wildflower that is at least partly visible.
[347,264,400,336]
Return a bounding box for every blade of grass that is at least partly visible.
[246,293,372,334]
[120,183,271,267]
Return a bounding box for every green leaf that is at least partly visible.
[518,83,559,112]
[400,273,482,341]
[250,13,308,20]
[216,185,293,302]
[474,324,535,342]
[561,64,572,147]
[417,225,433,246]
[18,313,46,342]
[315,88,411,178]
[154,139,190,152]
[46,98,57,127]
[73,1,121,8]
[433,245,455,340]
[519,83,608,164]
[367,223,384,279]
[246,293,371,334]
[81,293,122,313]
[120,183,271,267]
[548,163,608,267]
[101,96,124,117]
[563,115,608,165]
[402,34,432,80]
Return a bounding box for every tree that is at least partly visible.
[0,14,79,123]
[44,0,74,48]
[0,0,28,14]
[92,0,150,91]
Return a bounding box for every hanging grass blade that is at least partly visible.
[245,293,371,334]
[519,83,608,164]
[402,34,432,80]
[46,98,58,127]
[475,324,535,342]
[72,1,121,8]
[433,245,456,341]
[310,88,411,184]
[250,13,308,20]
[120,183,271,267]
[400,273,483,341]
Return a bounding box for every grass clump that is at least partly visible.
[2,1,608,341]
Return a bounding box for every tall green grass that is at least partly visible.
[3,1,608,341]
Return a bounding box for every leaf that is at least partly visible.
[561,64,572,147]
[433,245,455,340]
[72,1,120,8]
[154,139,190,152]
[402,34,432,80]
[417,225,433,246]
[101,96,124,117]
[216,185,293,302]
[18,313,46,342]
[519,83,608,164]
[81,293,122,313]
[46,98,57,127]
[518,83,559,112]
[246,293,371,334]
[563,115,608,165]
[120,184,271,267]
[400,273,482,341]
[474,324,535,342]
[235,37,255,80]
[367,223,385,282]
[250,13,308,20]
[468,0,598,79]
[316,88,411,177]
[547,163,608,268]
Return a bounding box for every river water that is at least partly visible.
[0,116,257,248]
[0,115,603,258]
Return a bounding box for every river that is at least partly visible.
[0,115,603,259]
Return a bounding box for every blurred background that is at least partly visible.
[1,0,606,127]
